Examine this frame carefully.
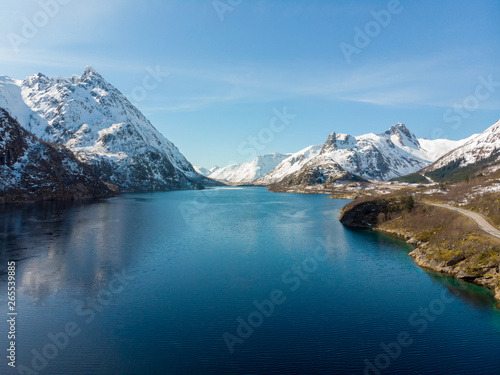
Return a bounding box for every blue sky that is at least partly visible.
[0,0,499,168]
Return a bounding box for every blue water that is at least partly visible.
[1,187,499,374]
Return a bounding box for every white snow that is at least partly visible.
[194,165,220,176]
[417,137,472,161]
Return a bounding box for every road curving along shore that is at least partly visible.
[422,202,500,239]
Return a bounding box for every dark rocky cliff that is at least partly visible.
[0,108,117,204]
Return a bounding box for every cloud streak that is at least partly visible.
[135,55,499,113]
[0,39,497,114]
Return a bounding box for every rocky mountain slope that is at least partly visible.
[208,153,291,184]
[0,67,214,191]
[0,108,116,203]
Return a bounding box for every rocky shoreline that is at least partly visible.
[339,196,500,302]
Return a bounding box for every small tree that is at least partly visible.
[403,195,415,212]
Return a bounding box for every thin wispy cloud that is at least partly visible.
[136,55,499,112]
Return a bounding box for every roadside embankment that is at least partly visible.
[339,196,500,301]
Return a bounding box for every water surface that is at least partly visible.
[1,187,499,374]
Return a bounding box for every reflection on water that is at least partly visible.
[426,271,498,311]
[0,199,134,304]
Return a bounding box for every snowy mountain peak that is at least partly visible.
[321,132,337,154]
[23,72,52,91]
[383,123,420,149]
[320,132,357,154]
[254,145,323,185]
[194,165,220,176]
[0,69,214,191]
[388,122,410,134]
[81,65,102,80]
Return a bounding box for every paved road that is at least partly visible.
[422,202,500,239]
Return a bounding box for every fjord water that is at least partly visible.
[1,187,500,375]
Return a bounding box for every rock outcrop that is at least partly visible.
[0,108,116,203]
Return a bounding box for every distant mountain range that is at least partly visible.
[0,66,215,196]
[204,123,468,187]
[194,165,220,176]
[202,153,291,184]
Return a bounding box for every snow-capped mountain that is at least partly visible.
[315,123,430,181]
[261,123,464,186]
[269,153,363,190]
[425,119,500,172]
[0,66,214,191]
[418,137,473,162]
[194,165,220,176]
[208,153,291,184]
[0,107,115,203]
[254,145,322,185]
